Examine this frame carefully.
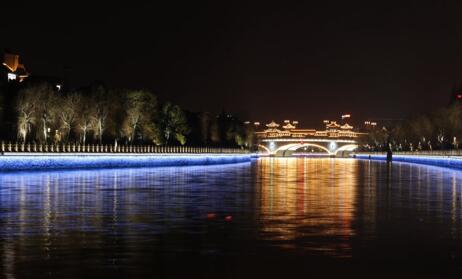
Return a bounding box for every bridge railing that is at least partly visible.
[0,142,248,155]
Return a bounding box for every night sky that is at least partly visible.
[3,1,462,128]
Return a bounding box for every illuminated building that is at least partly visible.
[256,120,361,139]
[2,51,29,83]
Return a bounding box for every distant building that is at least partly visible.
[2,51,29,83]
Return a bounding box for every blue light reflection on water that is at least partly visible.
[355,154,462,170]
[0,162,254,237]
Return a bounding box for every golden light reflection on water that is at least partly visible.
[256,157,359,256]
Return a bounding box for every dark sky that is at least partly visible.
[3,1,462,128]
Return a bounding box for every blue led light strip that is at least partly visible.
[355,154,462,170]
[0,154,253,171]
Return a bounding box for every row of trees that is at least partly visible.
[361,103,462,151]
[1,81,255,148]
[15,83,190,145]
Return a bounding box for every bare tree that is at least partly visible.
[35,84,59,143]
[122,90,158,143]
[59,93,81,142]
[16,86,40,142]
[122,91,144,143]
[75,96,94,144]
[90,86,110,144]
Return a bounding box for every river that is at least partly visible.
[1,158,462,278]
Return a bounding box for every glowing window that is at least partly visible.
[7,73,16,81]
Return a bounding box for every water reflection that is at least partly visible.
[2,158,462,277]
[0,163,255,278]
[257,158,357,256]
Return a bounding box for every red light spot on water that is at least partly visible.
[225,215,233,222]
[207,213,216,219]
[457,94,462,99]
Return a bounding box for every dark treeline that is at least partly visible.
[0,80,255,148]
[361,102,462,152]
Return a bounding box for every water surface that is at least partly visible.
[1,158,462,278]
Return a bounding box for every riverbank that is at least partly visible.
[354,153,462,170]
[0,153,254,171]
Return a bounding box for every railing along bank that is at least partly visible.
[0,142,247,154]
[356,150,462,157]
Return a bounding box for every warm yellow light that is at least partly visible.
[258,158,356,252]
[2,62,15,72]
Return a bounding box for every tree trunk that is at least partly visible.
[43,118,47,143]
[99,120,103,144]
[66,127,71,142]
[131,123,137,143]
[23,128,27,143]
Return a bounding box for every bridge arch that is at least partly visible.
[273,143,332,156]
[257,144,271,155]
[333,144,358,156]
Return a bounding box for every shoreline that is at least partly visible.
[0,153,254,172]
[354,153,462,170]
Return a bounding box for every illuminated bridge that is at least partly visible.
[255,120,364,157]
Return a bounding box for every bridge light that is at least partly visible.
[269,141,276,151]
[329,141,337,151]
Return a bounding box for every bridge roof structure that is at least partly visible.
[256,120,365,140]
